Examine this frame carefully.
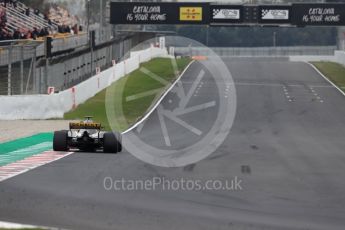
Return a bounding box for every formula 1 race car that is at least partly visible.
[53,117,122,153]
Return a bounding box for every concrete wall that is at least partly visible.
[334,51,345,66]
[175,46,337,57]
[289,50,345,65]
[289,55,337,62]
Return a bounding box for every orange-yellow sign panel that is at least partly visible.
[179,7,203,21]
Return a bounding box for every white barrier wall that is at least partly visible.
[334,51,345,66]
[289,50,345,64]
[289,55,336,62]
[0,47,168,120]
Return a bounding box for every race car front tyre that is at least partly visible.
[103,132,122,153]
[53,130,68,151]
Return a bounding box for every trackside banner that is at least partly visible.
[110,2,209,25]
[109,2,345,26]
[292,4,345,26]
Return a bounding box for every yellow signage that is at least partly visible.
[70,122,101,129]
[179,7,203,21]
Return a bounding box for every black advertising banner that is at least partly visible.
[258,5,291,24]
[210,5,243,24]
[109,2,209,25]
[292,4,345,26]
[109,2,345,26]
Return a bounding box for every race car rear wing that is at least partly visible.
[69,122,101,130]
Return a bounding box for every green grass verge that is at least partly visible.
[64,58,191,131]
[311,61,345,92]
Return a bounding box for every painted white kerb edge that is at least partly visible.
[306,61,345,97]
[122,60,196,134]
[0,220,44,229]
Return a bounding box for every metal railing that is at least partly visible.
[40,37,132,93]
[15,1,58,30]
[1,5,48,31]
[0,32,138,95]
[0,34,89,66]
[0,41,39,95]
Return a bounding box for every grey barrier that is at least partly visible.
[174,46,337,57]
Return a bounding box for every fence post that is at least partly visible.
[44,58,48,94]
[90,31,94,78]
[20,45,24,94]
[7,43,12,96]
[32,48,37,94]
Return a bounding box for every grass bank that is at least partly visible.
[64,58,191,131]
[311,62,345,92]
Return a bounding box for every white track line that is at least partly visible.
[306,62,345,97]
[122,60,195,134]
[0,221,40,229]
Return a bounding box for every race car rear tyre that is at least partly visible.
[53,130,68,151]
[103,132,122,153]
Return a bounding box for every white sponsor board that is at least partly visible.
[261,9,289,20]
[213,9,240,20]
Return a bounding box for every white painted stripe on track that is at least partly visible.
[306,62,345,97]
[122,60,196,135]
[0,220,51,229]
